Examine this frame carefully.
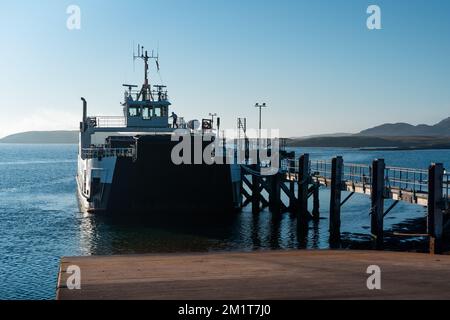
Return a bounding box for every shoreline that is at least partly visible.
[1,142,450,151]
[359,146,450,151]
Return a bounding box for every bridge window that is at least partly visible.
[142,107,152,120]
[153,107,162,117]
[128,107,140,117]
[161,107,168,117]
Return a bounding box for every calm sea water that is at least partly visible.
[0,144,449,300]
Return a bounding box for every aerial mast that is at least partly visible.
[134,44,159,102]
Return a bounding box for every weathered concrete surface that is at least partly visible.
[56,250,450,300]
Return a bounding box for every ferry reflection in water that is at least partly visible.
[77,179,432,256]
[77,204,331,256]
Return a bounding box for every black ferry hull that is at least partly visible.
[77,135,240,217]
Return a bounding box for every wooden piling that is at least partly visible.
[297,154,310,222]
[252,173,261,214]
[329,156,343,243]
[234,138,238,164]
[289,180,296,211]
[239,167,245,208]
[371,159,385,250]
[312,183,320,220]
[222,136,227,164]
[428,163,444,254]
[269,173,281,214]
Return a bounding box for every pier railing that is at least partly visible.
[445,173,450,206]
[384,166,428,194]
[81,147,135,159]
[249,155,449,254]
[309,160,332,179]
[343,163,372,186]
[282,158,450,202]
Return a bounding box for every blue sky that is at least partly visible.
[1,0,450,138]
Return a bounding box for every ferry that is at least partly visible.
[76,46,241,216]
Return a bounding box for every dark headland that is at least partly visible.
[288,116,450,150]
[287,135,450,150]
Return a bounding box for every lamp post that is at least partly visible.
[209,113,217,129]
[255,103,267,134]
[255,103,268,164]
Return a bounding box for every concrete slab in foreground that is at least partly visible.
[56,250,450,300]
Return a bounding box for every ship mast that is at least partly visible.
[134,44,159,102]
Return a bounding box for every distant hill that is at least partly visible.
[287,136,450,149]
[2,117,450,147]
[359,117,450,137]
[0,131,78,144]
[293,133,353,140]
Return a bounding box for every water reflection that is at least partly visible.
[76,156,434,256]
[78,201,435,256]
[79,206,335,256]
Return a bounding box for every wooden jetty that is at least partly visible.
[239,154,450,253]
[57,250,450,300]
[56,149,450,300]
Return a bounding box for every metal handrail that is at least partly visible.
[310,160,332,179]
[385,166,428,193]
[343,163,371,185]
[282,157,450,209]
[386,166,428,173]
[126,89,169,101]
[444,173,450,203]
[282,159,332,179]
[88,116,127,128]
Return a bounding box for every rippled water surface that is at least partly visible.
[0,144,449,299]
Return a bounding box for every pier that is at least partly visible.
[239,154,450,254]
[59,140,450,300]
[57,250,450,300]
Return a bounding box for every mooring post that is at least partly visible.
[312,183,320,220]
[222,136,227,164]
[297,154,310,222]
[269,173,281,214]
[239,167,244,208]
[371,159,385,250]
[234,138,238,164]
[252,171,261,214]
[329,156,343,243]
[428,163,444,254]
[289,180,296,211]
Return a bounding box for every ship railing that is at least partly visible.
[126,89,170,102]
[152,89,169,101]
[81,147,135,159]
[87,116,127,128]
